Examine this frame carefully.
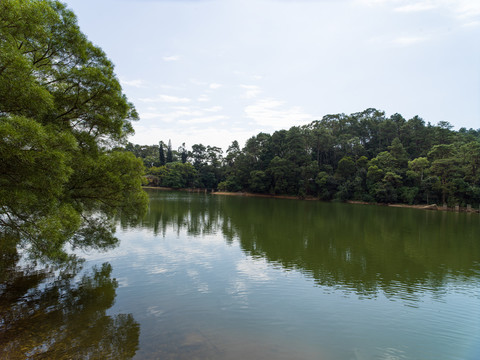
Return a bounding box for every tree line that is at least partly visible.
[127,108,480,207]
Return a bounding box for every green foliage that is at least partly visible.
[388,137,408,170]
[0,0,147,261]
[315,171,337,200]
[249,170,269,193]
[145,163,197,188]
[159,141,166,165]
[127,107,479,207]
[164,162,197,188]
[218,176,242,192]
[336,156,356,180]
[178,142,188,163]
[267,156,296,194]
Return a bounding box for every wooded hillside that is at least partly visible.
[129,109,480,207]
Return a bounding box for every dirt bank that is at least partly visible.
[213,191,480,213]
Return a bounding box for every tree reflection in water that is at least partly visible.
[139,190,480,301]
[0,236,139,360]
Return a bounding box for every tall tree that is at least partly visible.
[0,0,147,261]
[166,139,173,163]
[159,141,166,165]
[178,142,188,163]
[190,144,207,169]
[428,144,459,205]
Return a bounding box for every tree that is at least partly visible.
[166,139,173,163]
[408,157,429,183]
[401,116,430,158]
[336,156,356,180]
[249,170,268,193]
[226,140,241,167]
[267,156,296,194]
[126,106,478,205]
[285,126,309,166]
[190,144,207,169]
[159,141,166,166]
[0,0,147,261]
[459,141,480,183]
[163,162,197,188]
[428,145,459,205]
[222,141,242,191]
[178,142,188,163]
[315,171,337,200]
[206,145,223,167]
[405,157,430,203]
[243,133,273,170]
[388,137,408,171]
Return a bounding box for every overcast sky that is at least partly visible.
[63,0,480,150]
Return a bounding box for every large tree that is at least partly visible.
[0,0,148,261]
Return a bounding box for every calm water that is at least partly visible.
[2,189,480,359]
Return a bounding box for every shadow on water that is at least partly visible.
[138,189,480,301]
[0,235,140,360]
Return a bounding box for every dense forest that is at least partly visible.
[127,108,480,207]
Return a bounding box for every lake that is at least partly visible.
[2,189,480,359]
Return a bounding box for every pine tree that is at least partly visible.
[166,139,173,163]
[159,141,166,165]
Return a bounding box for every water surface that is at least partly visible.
[2,189,480,359]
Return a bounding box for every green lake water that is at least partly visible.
[2,189,480,359]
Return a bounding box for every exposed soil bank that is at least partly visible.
[213,191,480,213]
[143,187,479,213]
[380,203,479,213]
[142,186,209,193]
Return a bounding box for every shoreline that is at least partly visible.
[143,187,479,213]
[213,192,480,213]
[142,186,209,193]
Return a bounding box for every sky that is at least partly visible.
[63,0,480,151]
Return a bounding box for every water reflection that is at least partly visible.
[0,236,140,359]
[139,190,480,301]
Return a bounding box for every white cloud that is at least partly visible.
[369,32,431,47]
[244,98,313,128]
[357,0,480,23]
[393,35,430,46]
[197,94,210,102]
[462,20,480,27]
[190,78,208,86]
[178,115,228,124]
[233,70,264,81]
[138,108,203,122]
[203,106,223,112]
[394,2,436,12]
[240,85,262,99]
[120,78,146,88]
[139,94,191,103]
[209,83,223,89]
[163,55,180,62]
[138,112,164,120]
[355,0,396,7]
[452,0,480,19]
